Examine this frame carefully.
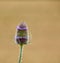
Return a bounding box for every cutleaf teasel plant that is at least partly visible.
[15,22,29,63]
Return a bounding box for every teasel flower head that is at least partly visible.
[15,22,29,45]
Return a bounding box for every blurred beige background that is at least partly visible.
[0,1,60,63]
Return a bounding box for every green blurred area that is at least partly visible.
[0,1,60,63]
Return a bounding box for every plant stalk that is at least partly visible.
[19,44,23,63]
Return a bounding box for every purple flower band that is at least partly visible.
[16,26,28,30]
[16,36,28,44]
[16,22,28,30]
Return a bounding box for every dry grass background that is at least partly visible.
[0,1,60,63]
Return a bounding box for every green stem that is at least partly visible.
[19,44,23,63]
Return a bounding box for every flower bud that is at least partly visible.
[15,22,29,45]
